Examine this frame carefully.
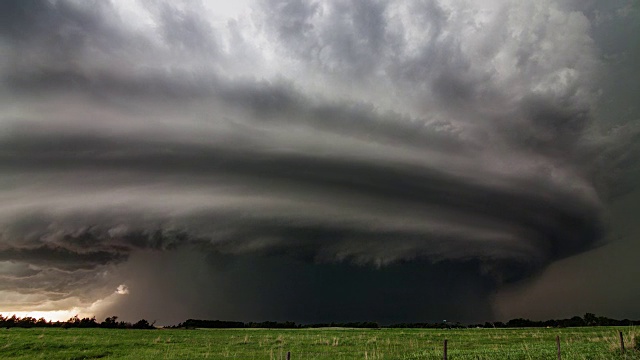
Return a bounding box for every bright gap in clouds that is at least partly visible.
[0,285,130,322]
[1,310,86,323]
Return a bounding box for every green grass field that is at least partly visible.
[0,326,638,359]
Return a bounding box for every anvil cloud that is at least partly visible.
[0,0,638,324]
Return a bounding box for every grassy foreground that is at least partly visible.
[0,326,638,359]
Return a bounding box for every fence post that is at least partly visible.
[443,339,448,360]
[620,331,625,353]
[556,335,561,360]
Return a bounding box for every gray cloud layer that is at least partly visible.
[0,0,637,323]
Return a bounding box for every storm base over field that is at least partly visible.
[0,0,638,324]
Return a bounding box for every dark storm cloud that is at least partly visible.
[5,67,216,103]
[0,124,602,265]
[0,246,122,271]
[4,67,471,157]
[0,0,635,322]
[0,0,143,70]
[0,0,99,42]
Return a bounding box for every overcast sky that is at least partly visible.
[0,0,638,325]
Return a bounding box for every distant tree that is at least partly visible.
[568,316,586,327]
[36,317,49,327]
[131,319,155,329]
[583,313,597,326]
[79,316,98,328]
[16,316,36,328]
[6,315,18,327]
[63,315,80,328]
[101,316,119,328]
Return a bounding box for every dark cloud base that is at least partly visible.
[97,250,496,325]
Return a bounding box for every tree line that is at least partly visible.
[171,313,640,329]
[168,319,380,329]
[468,313,640,329]
[0,315,155,329]
[2,312,639,329]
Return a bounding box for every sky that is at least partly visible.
[0,0,638,325]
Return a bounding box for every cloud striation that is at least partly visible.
[0,0,637,324]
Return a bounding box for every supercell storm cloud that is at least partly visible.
[0,0,638,324]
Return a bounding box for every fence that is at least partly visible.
[275,331,629,359]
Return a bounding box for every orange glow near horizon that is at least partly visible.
[0,309,92,322]
[0,285,129,323]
